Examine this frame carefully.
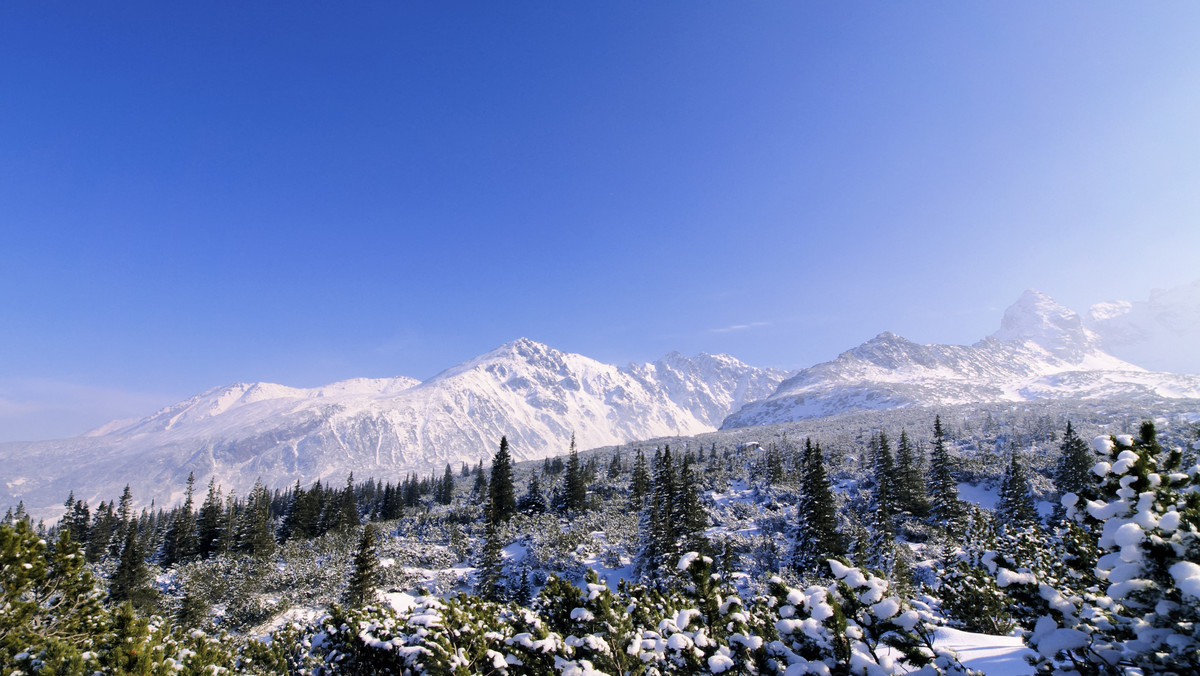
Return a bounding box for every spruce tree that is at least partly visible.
[109,517,155,611]
[85,501,116,563]
[673,454,708,554]
[195,479,224,559]
[331,474,361,532]
[236,479,276,557]
[872,432,898,523]
[792,439,843,577]
[489,436,517,522]
[996,449,1039,528]
[628,448,650,509]
[927,415,966,531]
[162,472,197,566]
[475,521,506,601]
[343,525,379,608]
[1051,421,1095,520]
[563,433,587,512]
[437,464,455,505]
[894,430,929,517]
[517,471,547,515]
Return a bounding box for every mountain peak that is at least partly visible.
[991,289,1097,361]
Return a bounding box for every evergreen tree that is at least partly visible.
[607,449,623,478]
[236,479,276,557]
[792,439,843,578]
[765,444,785,485]
[517,471,548,515]
[85,501,117,564]
[489,436,517,523]
[437,463,455,505]
[996,448,1039,528]
[928,415,966,531]
[628,448,650,509]
[325,474,361,532]
[114,484,134,554]
[195,479,224,559]
[162,471,198,566]
[474,522,506,602]
[0,523,107,670]
[343,525,380,608]
[1051,420,1096,521]
[894,430,929,517]
[872,431,899,523]
[109,516,155,611]
[563,433,587,512]
[674,454,708,554]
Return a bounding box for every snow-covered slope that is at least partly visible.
[0,339,785,517]
[721,290,1200,429]
[1084,278,1200,375]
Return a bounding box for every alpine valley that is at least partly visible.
[4,288,1199,519]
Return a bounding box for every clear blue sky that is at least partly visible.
[3,2,1199,441]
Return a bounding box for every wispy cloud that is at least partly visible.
[708,321,772,334]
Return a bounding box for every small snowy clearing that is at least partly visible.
[934,627,1035,676]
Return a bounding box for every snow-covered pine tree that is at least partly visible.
[1027,422,1200,673]
[1051,420,1096,522]
[996,448,1039,528]
[517,471,547,515]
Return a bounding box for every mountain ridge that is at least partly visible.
[720,291,1198,429]
[0,339,786,518]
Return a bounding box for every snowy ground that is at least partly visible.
[934,627,1035,676]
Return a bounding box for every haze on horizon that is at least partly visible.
[3,2,1200,442]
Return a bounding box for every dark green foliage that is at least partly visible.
[792,438,843,578]
[894,430,929,517]
[435,463,455,505]
[628,447,650,508]
[86,501,117,564]
[196,479,224,559]
[235,479,276,557]
[343,525,379,608]
[488,436,517,522]
[326,473,362,532]
[562,433,588,512]
[162,472,198,567]
[474,522,506,601]
[996,449,1039,527]
[1,524,106,669]
[1051,420,1096,521]
[928,415,966,531]
[108,516,157,612]
[517,471,547,515]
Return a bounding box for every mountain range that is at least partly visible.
[722,289,1200,428]
[3,284,1199,519]
[0,340,786,518]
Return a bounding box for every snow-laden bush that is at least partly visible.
[1025,423,1200,674]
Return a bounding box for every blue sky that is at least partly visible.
[2,2,1199,441]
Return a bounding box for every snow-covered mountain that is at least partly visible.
[721,290,1200,429]
[0,339,786,518]
[1084,279,1200,375]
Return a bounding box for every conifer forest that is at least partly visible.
[3,404,1200,675]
